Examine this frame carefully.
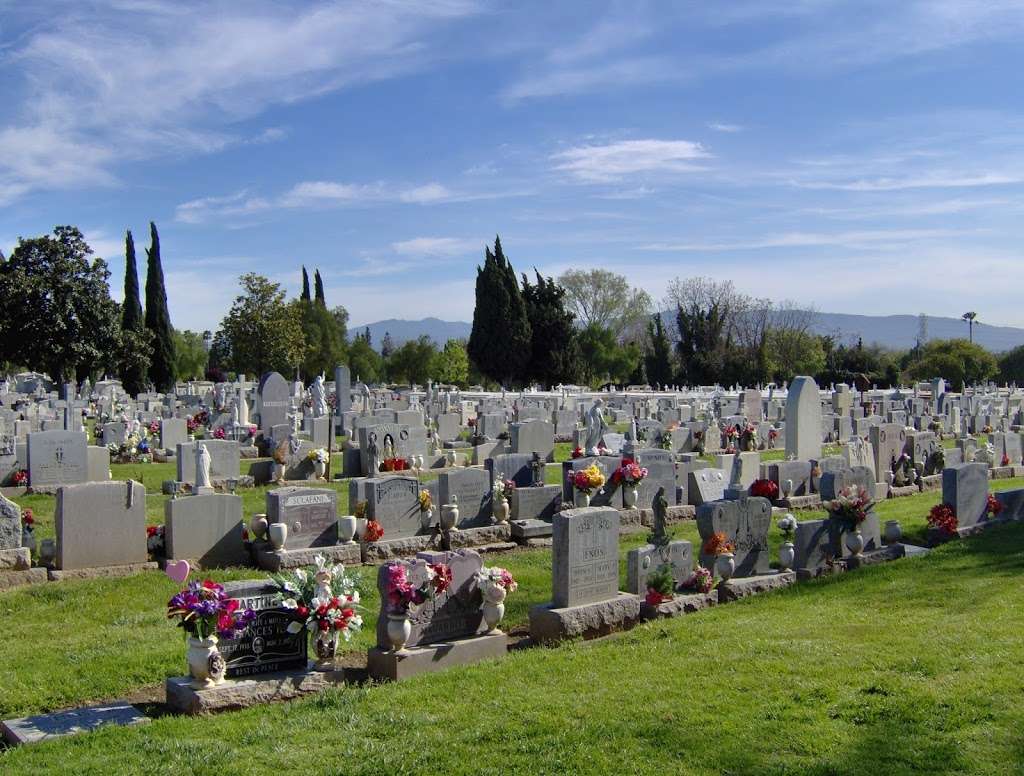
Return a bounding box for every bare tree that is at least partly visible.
[559,269,652,340]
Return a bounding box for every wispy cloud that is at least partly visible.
[552,139,710,183]
[391,237,478,257]
[707,122,743,133]
[791,172,1024,192]
[640,228,971,252]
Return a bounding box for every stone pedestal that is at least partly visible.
[639,590,717,620]
[47,561,158,582]
[362,523,511,561]
[367,632,508,681]
[845,542,906,570]
[528,593,641,645]
[775,494,822,510]
[165,665,338,715]
[717,570,796,603]
[254,543,360,572]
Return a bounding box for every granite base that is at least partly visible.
[255,543,361,572]
[529,593,642,645]
[48,561,158,581]
[717,570,796,602]
[640,590,717,620]
[166,665,338,715]
[366,632,508,681]
[0,567,48,590]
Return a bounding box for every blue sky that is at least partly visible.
[2,0,1023,333]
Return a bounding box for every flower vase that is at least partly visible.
[440,504,459,531]
[574,490,591,508]
[314,460,326,480]
[482,585,507,632]
[493,497,510,524]
[884,520,902,544]
[845,529,865,557]
[715,553,735,582]
[623,487,638,508]
[778,541,795,571]
[268,522,287,551]
[420,507,434,532]
[314,631,339,669]
[248,514,268,543]
[187,636,226,689]
[338,516,357,544]
[387,613,412,652]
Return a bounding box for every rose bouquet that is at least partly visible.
[826,484,874,530]
[750,479,780,500]
[569,464,605,494]
[927,503,958,535]
[612,460,648,488]
[148,420,161,436]
[681,566,714,594]
[477,566,518,597]
[21,508,34,535]
[12,469,28,486]
[167,579,256,641]
[385,562,452,616]
[213,427,227,440]
[363,519,384,542]
[269,556,364,644]
[146,524,165,554]
[987,494,1003,516]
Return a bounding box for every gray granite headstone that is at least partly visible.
[266,486,338,548]
[55,480,147,569]
[793,518,833,574]
[512,484,562,521]
[552,507,620,608]
[634,449,677,508]
[785,376,822,460]
[0,491,22,550]
[688,468,728,506]
[258,372,290,434]
[626,540,693,595]
[870,423,907,478]
[28,430,88,486]
[159,418,188,451]
[942,463,989,528]
[696,497,771,576]
[438,468,491,527]
[334,365,352,415]
[510,420,555,461]
[176,440,240,484]
[366,476,421,538]
[165,493,247,567]
[488,453,536,488]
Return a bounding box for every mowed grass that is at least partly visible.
[2,520,1023,774]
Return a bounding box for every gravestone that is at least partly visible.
[843,438,876,479]
[488,453,536,488]
[159,418,188,451]
[437,468,491,527]
[434,413,461,442]
[552,507,620,608]
[695,497,771,576]
[55,481,147,570]
[769,460,811,497]
[634,449,677,508]
[374,549,486,648]
[176,440,240,484]
[100,422,127,447]
[266,486,338,548]
[561,456,619,506]
[793,518,834,575]
[511,485,562,521]
[626,540,693,595]
[510,420,555,461]
[869,424,907,478]
[366,476,421,538]
[219,580,308,678]
[165,493,247,567]
[477,413,505,440]
[942,463,989,528]
[819,465,877,501]
[0,491,21,550]
[334,365,352,415]
[258,372,290,434]
[357,424,411,476]
[688,469,728,506]
[785,376,823,460]
[27,431,88,486]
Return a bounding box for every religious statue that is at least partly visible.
[366,432,381,475]
[238,394,249,426]
[584,398,607,456]
[195,442,212,491]
[648,487,669,551]
[310,374,328,418]
[361,383,371,415]
[728,450,743,489]
[530,452,544,487]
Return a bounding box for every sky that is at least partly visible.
[1,0,1023,334]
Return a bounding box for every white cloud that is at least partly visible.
[399,183,453,204]
[707,122,743,133]
[552,139,710,183]
[391,237,477,257]
[278,181,384,208]
[792,172,1024,191]
[174,191,273,223]
[640,228,970,252]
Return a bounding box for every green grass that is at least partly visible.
[3,520,1024,774]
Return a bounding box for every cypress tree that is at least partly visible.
[144,221,177,391]
[467,236,531,387]
[644,313,673,387]
[314,269,325,306]
[120,230,148,395]
[301,266,311,301]
[521,270,579,387]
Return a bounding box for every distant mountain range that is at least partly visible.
[355,312,1024,353]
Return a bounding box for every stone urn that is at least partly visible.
[446,450,457,467]
[492,496,510,524]
[623,487,639,509]
[248,514,268,542]
[420,507,435,532]
[573,490,591,508]
[268,522,287,551]
[845,529,865,557]
[778,542,795,571]
[481,585,507,633]
[273,461,286,483]
[386,613,412,652]
[187,636,226,689]
[354,517,368,540]
[338,516,357,544]
[715,553,735,582]
[440,499,459,531]
[884,520,902,544]
[313,460,326,480]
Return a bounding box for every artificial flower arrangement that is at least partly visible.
[21,508,34,535]
[702,531,735,557]
[385,562,452,617]
[477,566,517,597]
[166,579,256,642]
[825,484,874,530]
[363,519,385,543]
[213,427,227,440]
[571,446,584,459]
[644,563,675,606]
[418,489,433,513]
[750,479,780,500]
[12,469,28,486]
[268,555,364,658]
[381,457,409,472]
[146,524,165,554]
[492,476,515,500]
[193,409,210,427]
[569,464,606,494]
[148,420,161,436]
[927,503,958,536]
[987,494,1003,516]
[776,513,797,541]
[306,448,330,465]
[186,415,200,433]
[1001,453,1011,468]
[681,566,714,594]
[612,460,648,487]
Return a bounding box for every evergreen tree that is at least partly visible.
[314,269,325,306]
[644,313,673,387]
[119,230,149,395]
[467,236,531,386]
[144,222,177,391]
[301,266,311,301]
[381,331,394,358]
[521,270,579,387]
[363,326,372,346]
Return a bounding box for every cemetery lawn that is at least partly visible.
[3,521,1024,774]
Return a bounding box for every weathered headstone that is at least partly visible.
[27,431,88,486]
[165,493,246,567]
[552,507,620,608]
[695,497,771,576]
[785,376,823,460]
[258,372,290,434]
[942,463,989,528]
[55,481,147,569]
[266,486,338,548]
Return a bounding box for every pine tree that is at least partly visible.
[521,270,579,387]
[363,326,372,346]
[381,332,394,358]
[314,269,325,306]
[467,236,531,386]
[644,313,673,387]
[301,266,311,301]
[120,230,149,395]
[144,222,177,391]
